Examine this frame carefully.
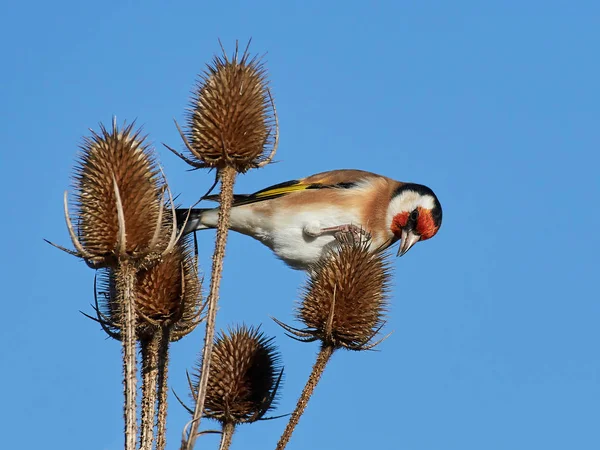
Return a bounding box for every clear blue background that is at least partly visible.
[2,1,599,449]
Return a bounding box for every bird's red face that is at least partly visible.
[388,184,442,256]
[391,207,439,241]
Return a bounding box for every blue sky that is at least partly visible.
[2,1,599,449]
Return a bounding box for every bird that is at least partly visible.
[177,169,442,270]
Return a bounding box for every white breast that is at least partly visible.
[232,204,385,269]
[272,207,362,269]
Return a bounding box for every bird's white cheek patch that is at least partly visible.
[387,191,436,226]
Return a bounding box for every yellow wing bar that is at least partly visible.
[210,178,355,207]
[252,182,311,199]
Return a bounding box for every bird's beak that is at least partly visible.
[397,229,421,257]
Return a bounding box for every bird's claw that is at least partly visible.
[323,224,370,244]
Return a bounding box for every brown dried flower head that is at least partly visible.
[193,325,282,425]
[185,43,277,172]
[93,235,202,341]
[71,120,168,267]
[296,238,391,350]
[135,235,203,339]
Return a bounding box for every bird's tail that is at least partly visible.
[176,208,212,234]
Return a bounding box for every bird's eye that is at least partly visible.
[410,210,419,221]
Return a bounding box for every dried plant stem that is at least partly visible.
[117,261,138,450]
[275,345,335,450]
[140,332,160,450]
[183,166,237,450]
[156,327,171,450]
[218,423,235,450]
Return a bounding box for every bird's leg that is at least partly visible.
[303,222,325,238]
[321,224,367,236]
[303,223,370,242]
[329,225,370,244]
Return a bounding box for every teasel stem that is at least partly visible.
[275,344,334,450]
[140,332,160,450]
[218,423,235,450]
[117,260,138,450]
[156,326,172,450]
[183,165,236,450]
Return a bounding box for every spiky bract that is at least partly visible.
[73,121,165,266]
[193,325,282,424]
[298,239,391,350]
[186,46,276,172]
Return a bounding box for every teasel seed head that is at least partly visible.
[48,119,182,268]
[191,325,283,425]
[278,237,391,351]
[171,42,278,173]
[92,235,203,341]
[134,234,203,340]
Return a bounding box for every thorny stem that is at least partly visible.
[183,166,237,450]
[156,327,172,450]
[275,345,335,450]
[140,332,160,450]
[117,261,138,450]
[218,423,235,450]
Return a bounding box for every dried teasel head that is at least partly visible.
[91,235,203,341]
[50,119,179,268]
[190,325,283,425]
[135,234,203,340]
[171,42,278,173]
[277,237,391,350]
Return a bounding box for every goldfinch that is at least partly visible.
[177,169,442,270]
